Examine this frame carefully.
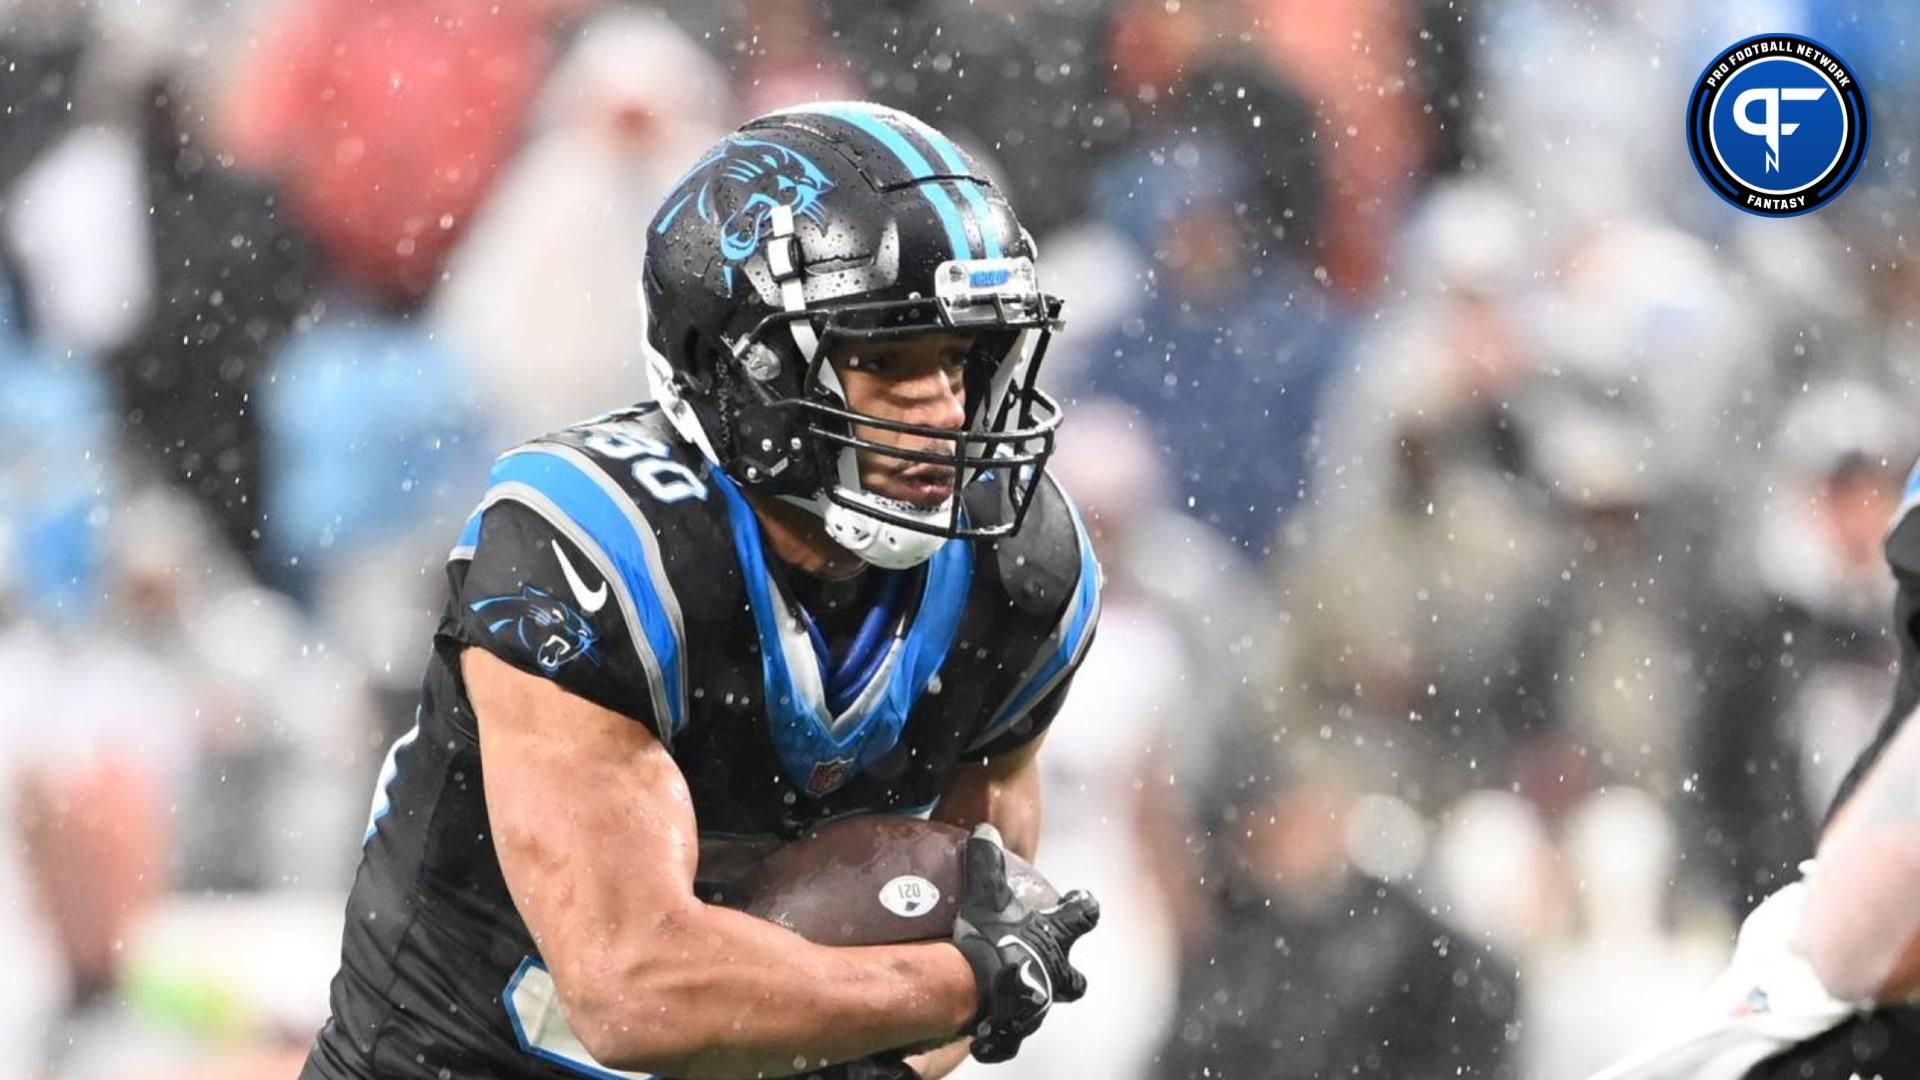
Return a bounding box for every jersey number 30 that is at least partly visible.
[583,422,707,504]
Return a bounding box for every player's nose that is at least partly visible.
[897,368,967,433]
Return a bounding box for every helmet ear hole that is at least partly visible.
[682,328,716,392]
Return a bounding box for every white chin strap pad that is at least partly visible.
[821,495,952,570]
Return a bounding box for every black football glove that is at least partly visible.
[951,823,1100,1063]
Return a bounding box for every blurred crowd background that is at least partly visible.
[1,0,1916,1077]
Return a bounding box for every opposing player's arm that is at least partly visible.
[1799,477,1920,1001]
[468,649,978,1079]
[1798,700,1920,1002]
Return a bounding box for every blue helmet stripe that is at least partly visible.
[908,122,1004,259]
[810,103,974,259]
[950,181,1002,259]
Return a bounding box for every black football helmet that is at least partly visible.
[639,101,1064,568]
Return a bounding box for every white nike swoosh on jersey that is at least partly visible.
[553,540,609,614]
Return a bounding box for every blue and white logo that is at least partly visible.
[1687,34,1868,217]
[652,136,835,294]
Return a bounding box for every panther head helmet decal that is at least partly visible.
[653,137,836,293]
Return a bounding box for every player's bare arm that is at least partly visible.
[470,647,978,1078]
[935,733,1047,859]
[1798,702,1920,1002]
[892,734,1050,1079]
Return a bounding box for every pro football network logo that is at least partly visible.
[1686,34,1868,217]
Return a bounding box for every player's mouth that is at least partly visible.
[892,465,957,507]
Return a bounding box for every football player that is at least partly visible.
[299,102,1102,1080]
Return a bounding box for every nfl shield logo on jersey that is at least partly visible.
[806,757,856,797]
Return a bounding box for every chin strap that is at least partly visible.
[777,490,952,571]
[642,330,721,464]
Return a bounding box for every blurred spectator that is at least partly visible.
[1,0,323,567]
[1692,381,1907,913]
[1247,0,1435,295]
[1509,380,1697,804]
[1153,739,1520,1080]
[1276,191,1563,807]
[1518,788,1726,1080]
[224,0,591,308]
[433,7,731,437]
[1540,221,1767,504]
[104,73,321,568]
[260,308,489,596]
[1309,178,1538,524]
[1276,409,1563,812]
[1104,0,1322,257]
[824,0,1119,241]
[1084,137,1342,553]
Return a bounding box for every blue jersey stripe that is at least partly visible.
[452,508,482,556]
[811,103,975,259]
[976,490,1100,744]
[484,450,686,734]
[710,467,972,795]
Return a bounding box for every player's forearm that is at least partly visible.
[1801,708,1920,1001]
[936,737,1045,858]
[1800,828,1920,1001]
[566,900,976,1079]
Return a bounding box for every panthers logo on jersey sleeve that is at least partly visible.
[445,411,712,746]
[468,584,598,673]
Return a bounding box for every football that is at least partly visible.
[733,816,1059,946]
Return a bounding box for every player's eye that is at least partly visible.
[844,353,892,375]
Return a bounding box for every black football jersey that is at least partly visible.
[299,404,1101,1080]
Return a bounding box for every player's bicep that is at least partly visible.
[466,648,699,1000]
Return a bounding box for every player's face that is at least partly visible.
[828,333,974,509]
